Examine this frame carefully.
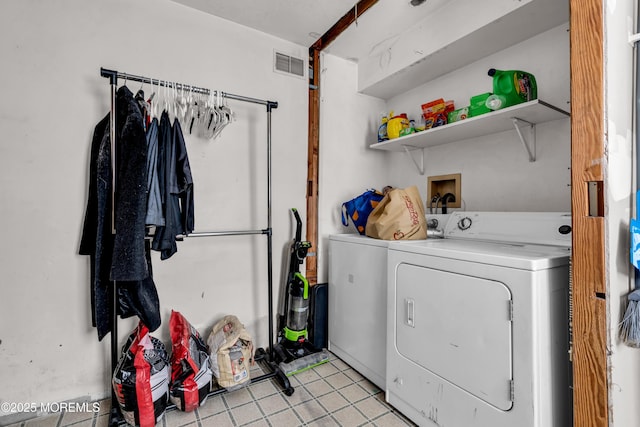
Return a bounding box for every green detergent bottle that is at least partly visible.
[487,68,537,108]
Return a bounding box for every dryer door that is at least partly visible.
[395,263,513,410]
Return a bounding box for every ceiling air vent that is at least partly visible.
[274,51,305,78]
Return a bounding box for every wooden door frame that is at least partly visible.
[569,0,608,425]
[305,0,378,285]
[306,1,609,425]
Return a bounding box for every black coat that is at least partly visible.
[80,86,160,340]
[152,112,194,259]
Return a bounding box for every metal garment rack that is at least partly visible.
[99,68,292,427]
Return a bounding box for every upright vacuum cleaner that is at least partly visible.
[274,208,330,376]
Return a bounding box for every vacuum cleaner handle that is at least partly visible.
[292,208,302,242]
[290,208,311,272]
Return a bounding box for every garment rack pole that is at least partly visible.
[106,72,121,427]
[181,229,269,237]
[100,68,288,427]
[266,100,274,361]
[100,68,278,108]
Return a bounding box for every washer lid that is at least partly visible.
[329,233,391,248]
[388,238,570,270]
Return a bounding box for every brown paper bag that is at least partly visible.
[365,186,427,240]
[207,315,254,390]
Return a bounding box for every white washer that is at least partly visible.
[386,212,572,427]
[328,234,390,389]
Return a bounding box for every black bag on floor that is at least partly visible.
[112,322,170,427]
[308,283,328,349]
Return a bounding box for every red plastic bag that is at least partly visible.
[169,310,213,411]
[112,322,170,427]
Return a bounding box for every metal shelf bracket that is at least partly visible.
[402,145,425,175]
[511,117,536,162]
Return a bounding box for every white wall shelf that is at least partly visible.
[354,0,569,99]
[369,99,569,155]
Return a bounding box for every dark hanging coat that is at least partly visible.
[145,117,164,226]
[152,113,194,260]
[172,119,195,235]
[80,85,160,340]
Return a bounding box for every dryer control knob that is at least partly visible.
[558,225,572,235]
[458,217,472,230]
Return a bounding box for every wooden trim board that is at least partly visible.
[305,0,378,285]
[569,0,608,425]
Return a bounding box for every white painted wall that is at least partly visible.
[0,0,308,408]
[385,23,571,212]
[605,1,639,426]
[316,53,388,283]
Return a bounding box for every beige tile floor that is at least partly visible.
[1,353,416,427]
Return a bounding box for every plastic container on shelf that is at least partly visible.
[485,94,506,110]
[488,68,537,108]
[448,107,469,123]
[378,115,389,142]
[387,113,410,139]
[469,92,492,117]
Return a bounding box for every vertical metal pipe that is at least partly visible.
[109,81,118,371]
[267,106,273,234]
[110,84,117,234]
[266,104,274,357]
[108,80,120,424]
[635,5,640,292]
[110,280,119,425]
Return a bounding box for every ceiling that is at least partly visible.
[170,0,444,61]
[170,0,569,98]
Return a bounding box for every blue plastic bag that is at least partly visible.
[631,218,640,270]
[341,189,384,235]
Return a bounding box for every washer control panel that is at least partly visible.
[443,212,572,247]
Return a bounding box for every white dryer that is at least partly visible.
[386,212,572,427]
